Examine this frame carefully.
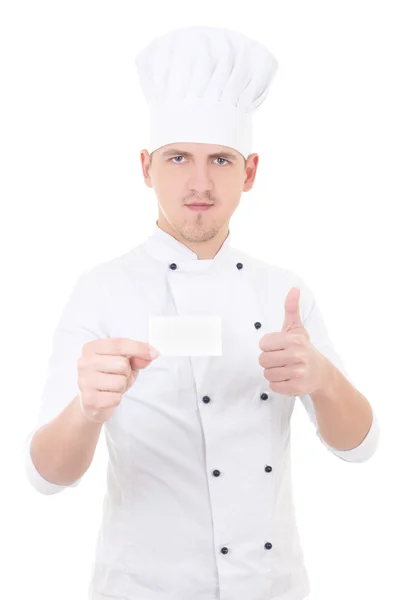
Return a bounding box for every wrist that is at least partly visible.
[73,394,103,430]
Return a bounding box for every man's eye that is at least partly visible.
[170,156,229,165]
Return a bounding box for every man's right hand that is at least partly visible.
[77,338,159,424]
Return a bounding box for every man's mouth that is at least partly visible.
[185,204,214,211]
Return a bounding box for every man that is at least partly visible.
[23,26,379,600]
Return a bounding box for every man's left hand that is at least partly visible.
[258,287,328,397]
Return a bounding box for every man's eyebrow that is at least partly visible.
[161,148,238,161]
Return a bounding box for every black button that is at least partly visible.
[264,542,272,550]
[236,262,243,270]
[221,547,229,554]
[202,396,211,404]
[213,470,220,477]
[265,465,272,473]
[260,393,269,401]
[169,263,177,270]
[254,322,262,329]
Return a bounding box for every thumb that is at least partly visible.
[281,287,303,332]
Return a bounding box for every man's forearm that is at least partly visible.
[309,356,374,451]
[30,395,103,486]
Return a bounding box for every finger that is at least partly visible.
[84,338,156,360]
[129,355,153,373]
[259,331,292,352]
[263,365,293,382]
[259,349,291,370]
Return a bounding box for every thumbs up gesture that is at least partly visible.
[258,287,328,397]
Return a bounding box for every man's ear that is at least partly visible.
[243,153,259,192]
[140,150,153,188]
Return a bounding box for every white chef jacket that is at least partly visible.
[23,223,380,600]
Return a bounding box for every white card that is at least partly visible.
[149,315,222,356]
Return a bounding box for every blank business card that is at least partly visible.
[149,315,222,356]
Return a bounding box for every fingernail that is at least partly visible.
[149,346,160,359]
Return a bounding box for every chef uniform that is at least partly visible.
[23,26,380,600]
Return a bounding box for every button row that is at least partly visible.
[168,262,244,271]
[220,543,272,554]
[203,393,269,404]
[212,467,272,476]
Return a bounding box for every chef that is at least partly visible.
[23,26,380,600]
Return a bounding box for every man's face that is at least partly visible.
[140,141,259,244]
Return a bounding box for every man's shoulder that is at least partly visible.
[80,243,147,283]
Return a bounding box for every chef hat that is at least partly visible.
[134,26,279,159]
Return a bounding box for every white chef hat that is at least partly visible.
[134,26,279,159]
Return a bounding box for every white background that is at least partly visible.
[1,1,399,598]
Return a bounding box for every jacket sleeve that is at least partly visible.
[23,266,110,494]
[289,271,380,463]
